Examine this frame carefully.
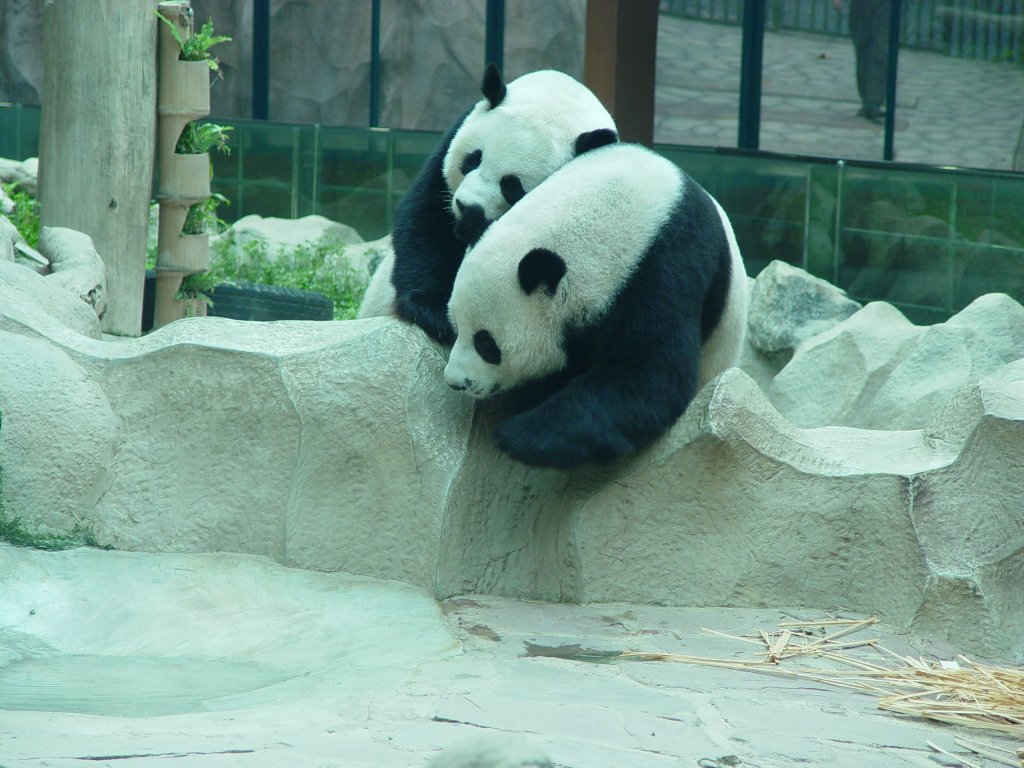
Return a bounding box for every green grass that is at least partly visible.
[180,234,368,320]
[3,182,40,249]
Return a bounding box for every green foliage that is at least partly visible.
[156,11,231,71]
[176,122,232,156]
[2,182,40,249]
[183,192,229,236]
[179,234,368,319]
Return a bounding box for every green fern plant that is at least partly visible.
[175,122,232,155]
[156,11,231,71]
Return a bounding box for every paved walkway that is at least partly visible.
[655,15,1024,170]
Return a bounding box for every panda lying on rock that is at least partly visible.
[358,65,617,343]
[444,142,749,470]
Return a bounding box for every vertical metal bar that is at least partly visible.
[882,0,902,161]
[737,0,765,149]
[832,160,846,287]
[485,0,506,71]
[369,0,381,126]
[252,0,270,119]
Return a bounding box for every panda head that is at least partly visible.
[445,247,569,398]
[443,65,617,245]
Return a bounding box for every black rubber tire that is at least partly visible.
[207,280,334,321]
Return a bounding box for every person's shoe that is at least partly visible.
[857,104,884,122]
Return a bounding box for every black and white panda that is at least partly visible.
[358,65,617,344]
[444,143,749,470]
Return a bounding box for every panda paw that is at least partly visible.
[495,413,633,470]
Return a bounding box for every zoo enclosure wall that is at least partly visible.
[2,102,1022,325]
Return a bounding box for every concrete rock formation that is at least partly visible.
[747,259,862,358]
[0,262,1021,662]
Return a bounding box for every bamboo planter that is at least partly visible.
[154,0,211,328]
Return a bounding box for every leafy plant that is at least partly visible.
[156,11,231,71]
[176,122,232,155]
[2,182,40,249]
[179,234,368,319]
[182,192,229,236]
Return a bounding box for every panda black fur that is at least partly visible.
[444,143,748,470]
[377,65,616,345]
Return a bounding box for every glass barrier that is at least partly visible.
[3,103,1022,323]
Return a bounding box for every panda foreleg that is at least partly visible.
[390,110,470,345]
[495,349,699,470]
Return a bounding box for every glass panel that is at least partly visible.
[503,0,586,80]
[0,103,41,161]
[894,0,1024,171]
[210,119,301,221]
[378,0,482,131]
[189,0,253,121]
[314,127,393,240]
[756,0,888,161]
[655,9,741,147]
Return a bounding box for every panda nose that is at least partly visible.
[448,380,469,391]
[455,199,466,213]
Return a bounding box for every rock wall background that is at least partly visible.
[0,0,585,130]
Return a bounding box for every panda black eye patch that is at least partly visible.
[473,330,502,365]
[500,175,526,206]
[461,149,483,175]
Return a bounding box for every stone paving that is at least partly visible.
[655,14,1024,170]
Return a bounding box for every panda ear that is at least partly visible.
[518,248,566,297]
[481,63,506,109]
[574,128,618,156]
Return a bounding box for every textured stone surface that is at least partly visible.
[221,213,363,254]
[37,226,107,318]
[770,292,1024,429]
[2,548,1014,768]
[0,315,472,592]
[1,264,1022,661]
[747,259,862,357]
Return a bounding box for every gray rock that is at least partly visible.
[770,293,1024,430]
[747,260,861,357]
[219,213,363,255]
[0,157,38,196]
[0,260,102,339]
[38,226,107,319]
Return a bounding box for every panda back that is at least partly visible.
[468,143,685,325]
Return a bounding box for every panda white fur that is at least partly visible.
[445,143,748,470]
[359,65,616,344]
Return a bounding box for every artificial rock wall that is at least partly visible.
[1,256,1022,663]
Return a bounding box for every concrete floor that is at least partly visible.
[1,545,1019,768]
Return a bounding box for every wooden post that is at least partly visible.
[583,0,659,146]
[39,0,157,337]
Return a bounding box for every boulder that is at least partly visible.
[770,292,1024,429]
[747,260,861,358]
[38,226,107,319]
[220,213,363,258]
[0,157,38,196]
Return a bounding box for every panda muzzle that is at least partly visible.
[453,202,491,245]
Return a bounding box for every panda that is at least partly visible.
[444,142,748,470]
[358,64,617,344]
